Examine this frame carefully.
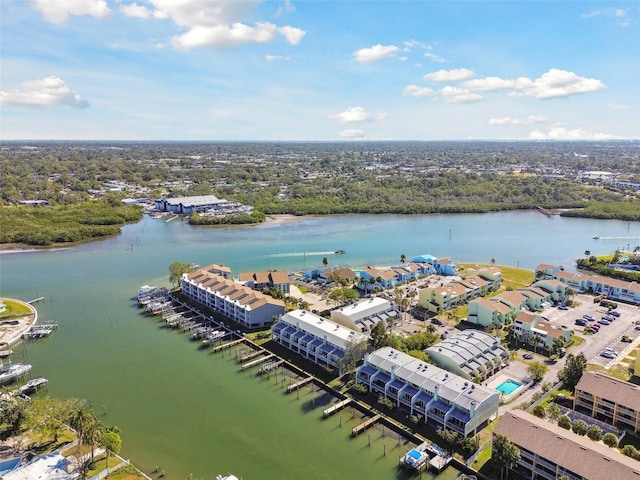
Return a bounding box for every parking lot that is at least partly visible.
[536,294,640,368]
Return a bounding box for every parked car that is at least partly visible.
[601,350,617,359]
[598,319,611,325]
[522,353,534,360]
[590,323,601,330]
[575,319,587,326]
[610,310,621,317]
[602,314,615,321]
[583,314,594,321]
[558,305,569,310]
[622,335,632,343]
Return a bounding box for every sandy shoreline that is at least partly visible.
[263,214,314,226]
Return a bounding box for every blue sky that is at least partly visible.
[1,0,638,141]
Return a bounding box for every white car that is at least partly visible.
[601,350,617,359]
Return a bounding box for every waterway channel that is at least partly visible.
[1,211,639,480]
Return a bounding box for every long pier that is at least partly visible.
[351,414,381,436]
[323,398,352,418]
[286,376,313,393]
[26,297,45,304]
[241,354,274,370]
[210,338,243,353]
[536,206,555,216]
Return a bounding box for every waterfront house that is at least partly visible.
[425,330,509,382]
[418,282,470,314]
[412,254,457,276]
[181,268,285,329]
[330,297,397,333]
[198,263,231,279]
[574,371,640,434]
[238,270,290,294]
[356,347,499,437]
[534,263,560,280]
[493,409,640,480]
[272,310,368,370]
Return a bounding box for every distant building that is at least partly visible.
[272,310,368,370]
[155,195,250,216]
[425,330,509,381]
[356,347,499,437]
[493,409,639,480]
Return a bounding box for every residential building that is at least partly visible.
[418,269,501,314]
[412,254,457,276]
[272,310,368,370]
[197,263,231,279]
[466,297,514,328]
[574,371,640,433]
[513,311,571,352]
[493,409,640,480]
[181,267,285,329]
[425,331,509,381]
[238,270,290,294]
[330,297,397,333]
[356,347,499,437]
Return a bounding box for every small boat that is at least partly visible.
[0,363,32,385]
[0,350,13,358]
[593,235,600,239]
[335,249,346,255]
[216,475,239,480]
[19,377,48,394]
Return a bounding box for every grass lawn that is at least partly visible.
[86,454,123,478]
[106,465,149,480]
[0,298,33,318]
[459,263,534,290]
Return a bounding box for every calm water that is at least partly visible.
[1,211,639,480]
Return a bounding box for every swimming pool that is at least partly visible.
[0,457,21,476]
[495,379,522,395]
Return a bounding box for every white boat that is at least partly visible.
[216,475,239,480]
[20,376,48,394]
[0,363,32,385]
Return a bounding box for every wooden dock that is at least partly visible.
[536,206,556,216]
[286,376,313,393]
[257,360,283,375]
[323,398,352,418]
[239,349,264,363]
[241,354,274,370]
[210,338,243,353]
[351,414,381,436]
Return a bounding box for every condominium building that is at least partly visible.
[574,371,640,433]
[330,297,397,333]
[272,310,368,370]
[425,330,509,381]
[356,347,499,437]
[181,267,285,329]
[238,270,290,294]
[493,409,640,480]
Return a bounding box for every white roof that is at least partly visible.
[163,195,223,206]
[3,453,72,480]
[332,297,392,322]
[280,310,367,349]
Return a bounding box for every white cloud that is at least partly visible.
[424,68,475,83]
[340,129,366,139]
[423,52,446,63]
[143,0,305,49]
[402,85,435,98]
[265,54,290,61]
[529,125,616,140]
[439,86,482,103]
[354,44,400,63]
[489,115,546,126]
[582,7,631,26]
[463,69,605,99]
[329,106,386,124]
[32,0,110,24]
[463,76,517,92]
[120,3,153,19]
[0,76,89,109]
[278,26,306,45]
[275,0,295,17]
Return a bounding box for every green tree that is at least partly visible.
[586,424,603,441]
[558,353,587,391]
[603,433,619,448]
[84,420,104,467]
[571,419,588,435]
[527,361,548,383]
[492,434,521,480]
[169,261,195,286]
[532,405,546,418]
[338,338,368,377]
[68,402,96,451]
[547,404,561,422]
[322,256,328,268]
[622,444,639,459]
[400,254,406,264]
[557,415,572,430]
[100,431,122,469]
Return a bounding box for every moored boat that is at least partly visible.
[0,363,32,385]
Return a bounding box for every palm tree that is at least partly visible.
[531,333,542,354]
[68,402,96,452]
[368,277,376,294]
[83,421,104,469]
[322,256,328,268]
[400,254,406,264]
